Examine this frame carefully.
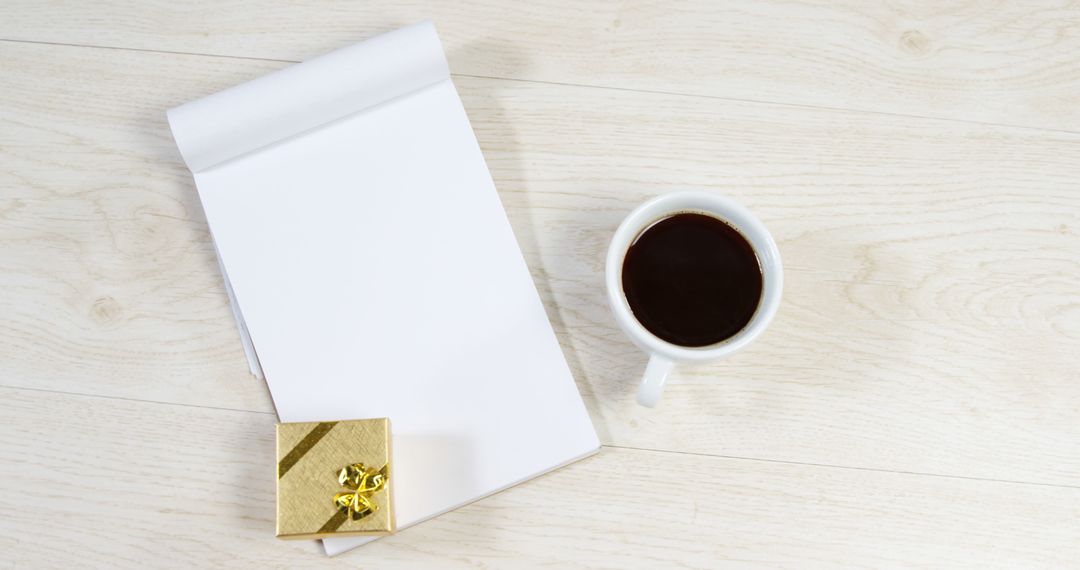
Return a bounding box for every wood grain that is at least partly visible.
[3,387,1077,568]
[2,1,1080,131]
[3,40,1079,489]
[0,42,277,414]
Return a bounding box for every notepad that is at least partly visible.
[167,22,599,556]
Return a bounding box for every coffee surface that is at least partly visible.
[621,212,762,347]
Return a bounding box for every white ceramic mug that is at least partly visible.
[605,192,783,407]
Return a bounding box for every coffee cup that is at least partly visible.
[605,192,783,407]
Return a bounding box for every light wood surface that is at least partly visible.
[4,0,1080,131]
[1,2,1078,567]
[5,387,1078,568]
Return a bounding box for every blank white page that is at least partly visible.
[168,22,599,556]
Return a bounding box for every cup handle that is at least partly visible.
[637,356,675,407]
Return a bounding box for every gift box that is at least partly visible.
[276,418,394,539]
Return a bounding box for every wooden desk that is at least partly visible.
[2,2,1078,567]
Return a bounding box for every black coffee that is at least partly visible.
[622,212,762,347]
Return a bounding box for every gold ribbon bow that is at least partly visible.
[333,463,388,521]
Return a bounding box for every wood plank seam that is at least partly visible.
[5,382,1075,492]
[604,444,1080,491]
[3,37,1079,138]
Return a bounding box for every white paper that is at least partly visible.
[169,23,450,172]
[167,22,599,556]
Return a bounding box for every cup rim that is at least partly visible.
[605,191,783,363]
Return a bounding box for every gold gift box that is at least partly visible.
[276,418,394,540]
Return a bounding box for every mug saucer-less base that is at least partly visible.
[605,192,783,407]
